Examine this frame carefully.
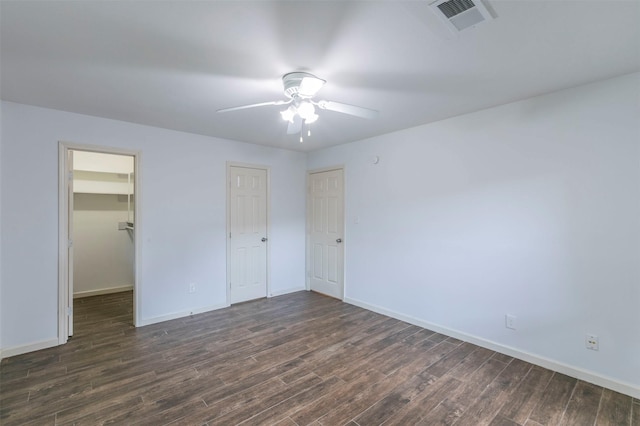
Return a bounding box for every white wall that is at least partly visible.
[308,73,640,395]
[0,102,4,359]
[0,102,307,352]
[73,193,134,296]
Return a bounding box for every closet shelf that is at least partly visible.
[73,170,134,195]
[74,180,134,195]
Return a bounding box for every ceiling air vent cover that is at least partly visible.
[430,0,495,32]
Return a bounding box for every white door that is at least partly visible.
[228,165,268,304]
[67,150,74,337]
[307,168,344,299]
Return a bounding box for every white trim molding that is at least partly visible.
[269,286,307,298]
[137,303,228,327]
[73,285,134,299]
[344,296,640,399]
[0,338,59,360]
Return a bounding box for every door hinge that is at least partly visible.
[67,307,73,316]
[68,239,73,248]
[68,171,74,181]
[229,232,232,239]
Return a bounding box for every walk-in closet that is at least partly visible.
[72,150,135,324]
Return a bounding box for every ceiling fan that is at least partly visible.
[217,72,378,141]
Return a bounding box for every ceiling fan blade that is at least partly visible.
[287,115,303,135]
[217,100,289,113]
[316,100,379,119]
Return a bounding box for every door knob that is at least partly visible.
[261,237,268,242]
[336,238,342,243]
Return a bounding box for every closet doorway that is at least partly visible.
[58,143,139,344]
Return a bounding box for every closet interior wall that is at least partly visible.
[72,151,135,298]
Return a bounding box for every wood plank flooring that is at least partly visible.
[1,291,637,425]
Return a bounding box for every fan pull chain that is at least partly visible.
[300,121,314,143]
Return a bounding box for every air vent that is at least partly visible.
[429,0,495,33]
[437,0,475,18]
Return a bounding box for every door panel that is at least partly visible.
[308,169,344,299]
[67,150,74,337]
[229,166,268,304]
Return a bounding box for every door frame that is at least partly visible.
[305,166,346,300]
[58,141,142,344]
[226,161,271,306]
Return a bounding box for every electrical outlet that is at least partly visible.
[505,314,517,330]
[189,283,196,293]
[585,334,599,351]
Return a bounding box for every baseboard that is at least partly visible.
[0,338,59,360]
[1,303,227,359]
[139,288,307,326]
[74,285,134,299]
[136,303,229,327]
[344,296,640,399]
[269,286,306,298]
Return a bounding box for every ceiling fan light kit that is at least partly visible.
[217,71,378,143]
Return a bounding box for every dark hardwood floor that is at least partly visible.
[0,291,637,425]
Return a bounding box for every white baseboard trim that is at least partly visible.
[74,285,134,299]
[0,338,59,360]
[269,286,306,298]
[136,303,229,327]
[344,296,640,399]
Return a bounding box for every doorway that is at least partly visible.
[227,163,269,304]
[306,168,345,299]
[58,143,139,344]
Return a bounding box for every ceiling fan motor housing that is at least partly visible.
[282,72,322,99]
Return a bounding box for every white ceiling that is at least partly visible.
[1,1,638,152]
